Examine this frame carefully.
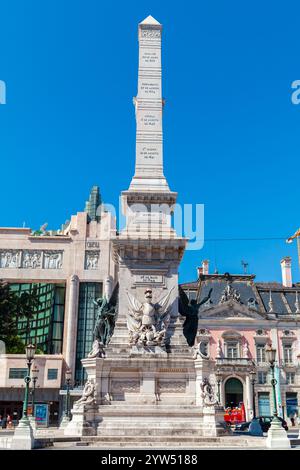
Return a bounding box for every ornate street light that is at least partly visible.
[249,369,257,419]
[265,345,278,418]
[264,344,290,448]
[22,344,36,422]
[30,365,39,418]
[215,369,222,405]
[65,368,72,420]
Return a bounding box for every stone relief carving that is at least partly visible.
[0,250,21,268]
[22,251,42,269]
[125,287,174,347]
[74,380,96,408]
[0,250,64,270]
[243,341,249,358]
[85,251,99,270]
[87,339,105,359]
[219,283,241,304]
[200,377,217,406]
[111,380,140,393]
[157,381,186,393]
[247,297,258,310]
[216,339,223,358]
[43,251,63,269]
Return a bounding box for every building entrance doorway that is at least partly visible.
[225,378,243,408]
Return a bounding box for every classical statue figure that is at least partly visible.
[125,287,174,347]
[88,339,106,358]
[87,283,119,358]
[74,380,96,407]
[178,287,213,346]
[219,283,241,304]
[200,377,217,407]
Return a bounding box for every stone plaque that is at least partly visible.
[157,381,186,393]
[111,380,140,393]
[135,274,164,284]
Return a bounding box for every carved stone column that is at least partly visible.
[64,275,79,375]
[245,374,253,421]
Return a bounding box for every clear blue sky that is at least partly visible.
[0,0,299,283]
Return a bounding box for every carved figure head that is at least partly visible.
[144,289,153,303]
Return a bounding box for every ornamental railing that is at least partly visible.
[216,357,253,366]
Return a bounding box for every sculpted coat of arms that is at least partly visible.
[125,287,174,347]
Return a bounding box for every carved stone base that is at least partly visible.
[202,405,231,437]
[129,345,168,356]
[266,417,291,449]
[11,417,35,450]
[64,405,98,437]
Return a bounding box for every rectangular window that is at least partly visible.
[75,282,103,385]
[286,372,295,385]
[258,371,268,384]
[283,345,293,364]
[47,368,58,380]
[9,368,27,379]
[256,345,266,363]
[226,341,238,359]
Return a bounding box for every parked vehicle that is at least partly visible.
[235,416,288,433]
[259,416,288,432]
[234,421,251,431]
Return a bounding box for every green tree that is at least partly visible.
[0,281,40,353]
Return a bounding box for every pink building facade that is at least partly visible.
[180,261,300,423]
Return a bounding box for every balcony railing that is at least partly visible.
[216,357,253,366]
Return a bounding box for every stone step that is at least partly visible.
[80,435,265,447]
[96,426,212,437]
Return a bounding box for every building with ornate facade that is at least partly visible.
[0,186,117,424]
[180,258,300,423]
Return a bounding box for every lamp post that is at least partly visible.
[249,369,256,419]
[30,365,39,418]
[265,345,279,419]
[22,344,36,422]
[215,369,222,405]
[65,369,72,420]
[265,344,290,448]
[11,344,36,449]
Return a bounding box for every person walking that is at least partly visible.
[1,415,7,429]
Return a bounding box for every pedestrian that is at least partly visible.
[1,415,7,429]
[291,416,295,426]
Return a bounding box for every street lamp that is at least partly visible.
[249,369,256,419]
[65,368,72,420]
[22,344,36,422]
[264,344,290,448]
[30,365,39,418]
[215,369,222,405]
[265,345,279,419]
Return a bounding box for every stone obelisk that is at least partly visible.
[65,18,226,441]
[130,15,169,191]
[111,15,187,353]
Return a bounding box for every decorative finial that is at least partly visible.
[295,291,300,314]
[268,290,274,313]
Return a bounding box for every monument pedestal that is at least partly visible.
[266,418,291,449]
[11,417,35,450]
[59,415,71,429]
[64,404,98,437]
[202,406,231,437]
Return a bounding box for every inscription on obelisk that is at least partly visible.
[130,15,169,191]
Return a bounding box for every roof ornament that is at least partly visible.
[295,291,300,314]
[219,282,241,304]
[268,290,274,313]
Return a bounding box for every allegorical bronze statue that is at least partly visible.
[179,286,213,346]
[88,283,118,358]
